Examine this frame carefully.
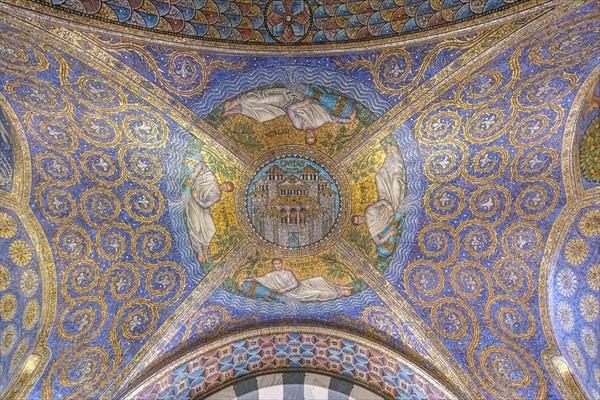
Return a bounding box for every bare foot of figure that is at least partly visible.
[341,286,353,296]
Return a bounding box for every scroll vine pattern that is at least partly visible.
[0,26,195,399]
[398,14,599,400]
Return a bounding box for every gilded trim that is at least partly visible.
[0,94,57,400]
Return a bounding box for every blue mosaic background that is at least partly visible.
[0,1,598,399]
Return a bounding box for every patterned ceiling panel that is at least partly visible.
[1,12,478,399]
[385,5,600,397]
[21,0,536,45]
[136,296,434,366]
[0,1,599,400]
[0,24,200,399]
[82,28,488,108]
[0,92,55,399]
[105,294,432,394]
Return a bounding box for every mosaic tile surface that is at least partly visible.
[0,1,598,399]
[549,205,600,400]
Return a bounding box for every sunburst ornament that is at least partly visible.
[23,300,40,330]
[0,265,10,291]
[9,240,32,267]
[0,324,16,355]
[0,293,17,321]
[564,238,588,266]
[580,209,600,237]
[20,269,39,297]
[588,264,600,291]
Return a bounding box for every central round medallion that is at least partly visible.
[247,157,340,248]
[237,146,350,257]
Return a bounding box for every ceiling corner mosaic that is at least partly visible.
[0,0,599,399]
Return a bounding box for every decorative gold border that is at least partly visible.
[538,64,600,400]
[121,325,462,400]
[541,350,587,400]
[0,0,555,55]
[0,94,57,400]
[561,63,600,201]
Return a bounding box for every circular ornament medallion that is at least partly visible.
[237,145,350,257]
[265,0,312,44]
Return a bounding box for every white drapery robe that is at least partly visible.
[365,200,394,246]
[365,148,407,244]
[255,269,344,302]
[232,88,302,123]
[185,162,221,257]
[375,148,406,210]
[286,102,336,131]
[230,88,346,132]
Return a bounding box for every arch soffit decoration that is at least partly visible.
[121,326,461,400]
[92,3,592,398]
[0,93,57,400]
[200,371,387,400]
[0,7,492,398]
[0,1,598,400]
[539,63,600,400]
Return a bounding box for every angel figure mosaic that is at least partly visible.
[352,142,408,257]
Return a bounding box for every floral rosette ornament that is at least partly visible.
[266,0,311,43]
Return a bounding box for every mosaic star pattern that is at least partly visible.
[131,332,453,400]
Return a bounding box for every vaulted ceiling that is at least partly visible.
[0,0,599,399]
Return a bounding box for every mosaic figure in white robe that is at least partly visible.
[222,86,356,145]
[352,144,407,256]
[239,258,352,302]
[184,161,234,263]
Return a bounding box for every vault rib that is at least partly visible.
[334,239,484,400]
[104,242,255,400]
